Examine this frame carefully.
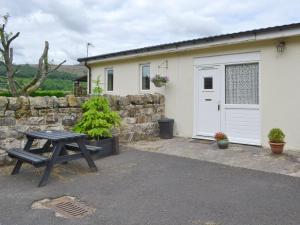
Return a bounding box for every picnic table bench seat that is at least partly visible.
[7,148,48,167]
[65,143,102,153]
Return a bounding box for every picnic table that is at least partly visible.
[7,130,98,187]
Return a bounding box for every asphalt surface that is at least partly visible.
[0,147,299,225]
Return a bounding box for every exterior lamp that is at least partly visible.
[276,41,286,53]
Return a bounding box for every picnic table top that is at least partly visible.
[24,130,87,141]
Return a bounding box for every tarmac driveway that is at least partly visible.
[0,147,299,225]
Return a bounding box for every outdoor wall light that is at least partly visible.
[276,41,286,53]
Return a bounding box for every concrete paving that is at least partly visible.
[0,148,299,225]
[126,137,300,177]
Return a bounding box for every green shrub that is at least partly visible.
[268,128,285,143]
[73,96,121,139]
[73,76,121,139]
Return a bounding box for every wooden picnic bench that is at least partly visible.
[7,130,99,187]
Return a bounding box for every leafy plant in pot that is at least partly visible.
[214,132,229,149]
[151,75,169,87]
[73,77,121,156]
[268,128,285,154]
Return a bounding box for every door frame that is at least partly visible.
[193,51,261,144]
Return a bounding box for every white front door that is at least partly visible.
[194,52,261,145]
[196,65,222,137]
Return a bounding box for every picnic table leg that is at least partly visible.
[11,138,34,175]
[77,140,98,172]
[38,142,63,187]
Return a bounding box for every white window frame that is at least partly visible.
[139,63,151,92]
[105,67,114,93]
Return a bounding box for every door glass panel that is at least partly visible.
[225,63,259,104]
[204,77,213,89]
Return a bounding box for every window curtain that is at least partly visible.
[225,63,259,104]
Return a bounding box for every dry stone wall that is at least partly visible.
[0,94,165,165]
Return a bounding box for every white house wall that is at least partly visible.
[89,37,300,150]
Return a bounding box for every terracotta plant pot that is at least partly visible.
[217,139,229,149]
[269,142,285,154]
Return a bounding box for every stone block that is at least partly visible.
[29,96,53,109]
[0,138,22,150]
[7,97,21,110]
[5,110,15,117]
[57,97,68,108]
[45,113,58,123]
[0,97,8,111]
[123,117,137,124]
[19,96,30,110]
[27,117,45,125]
[52,96,59,108]
[118,96,130,107]
[62,115,77,126]
[0,117,16,126]
[15,109,31,118]
[66,95,78,107]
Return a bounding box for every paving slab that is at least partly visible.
[126,137,300,177]
[0,148,299,225]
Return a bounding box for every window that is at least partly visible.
[106,68,113,91]
[225,63,259,104]
[140,64,150,90]
[204,77,213,89]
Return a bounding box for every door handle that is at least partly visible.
[218,104,220,111]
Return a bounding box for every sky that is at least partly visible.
[1,0,300,65]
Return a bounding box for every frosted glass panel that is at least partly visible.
[225,63,259,104]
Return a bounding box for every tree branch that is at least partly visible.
[7,32,19,46]
[47,60,66,74]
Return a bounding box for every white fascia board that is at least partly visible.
[86,28,300,65]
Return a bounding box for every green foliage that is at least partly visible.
[0,90,69,97]
[73,96,121,139]
[92,76,103,96]
[268,128,285,143]
[74,76,120,139]
[30,90,70,97]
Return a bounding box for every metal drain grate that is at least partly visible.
[32,196,95,219]
[53,199,92,218]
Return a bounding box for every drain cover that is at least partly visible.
[32,196,95,219]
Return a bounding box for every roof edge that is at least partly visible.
[78,22,300,63]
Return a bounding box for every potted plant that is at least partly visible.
[73,77,121,156]
[214,132,229,149]
[268,128,285,154]
[151,75,169,87]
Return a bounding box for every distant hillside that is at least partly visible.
[0,64,87,91]
[29,64,87,77]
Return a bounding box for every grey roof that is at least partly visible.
[78,22,300,62]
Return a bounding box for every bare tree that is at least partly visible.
[0,14,66,96]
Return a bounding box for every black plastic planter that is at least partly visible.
[84,136,120,158]
[158,118,174,139]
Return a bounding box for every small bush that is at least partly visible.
[73,96,121,139]
[73,76,121,139]
[268,128,285,143]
